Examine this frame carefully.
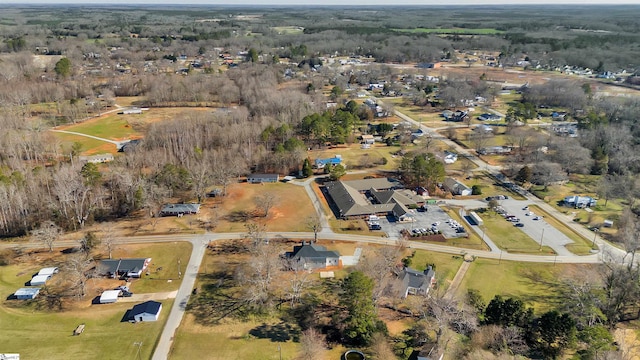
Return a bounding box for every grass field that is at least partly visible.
[393,28,504,35]
[53,132,118,155]
[481,212,555,254]
[58,114,140,140]
[0,242,189,359]
[170,315,346,360]
[440,207,490,251]
[272,26,304,34]
[212,182,317,233]
[457,259,601,312]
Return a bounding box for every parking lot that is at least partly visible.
[377,205,466,239]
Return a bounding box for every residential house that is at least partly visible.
[361,135,375,145]
[98,258,151,278]
[160,203,200,216]
[79,154,115,164]
[397,266,436,298]
[284,243,341,270]
[314,156,342,169]
[247,173,279,183]
[477,146,513,155]
[478,113,502,121]
[443,177,472,196]
[14,288,40,300]
[130,301,163,322]
[563,195,597,208]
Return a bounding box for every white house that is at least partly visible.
[99,290,121,304]
[30,274,51,286]
[130,301,163,322]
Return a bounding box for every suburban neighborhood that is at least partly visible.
[0,3,639,360]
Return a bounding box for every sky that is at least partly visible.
[7,0,640,4]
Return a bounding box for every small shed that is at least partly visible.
[15,287,40,300]
[131,301,162,322]
[604,219,614,228]
[100,290,121,304]
[38,267,59,276]
[30,274,51,286]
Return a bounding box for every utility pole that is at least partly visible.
[133,342,143,360]
[539,228,545,251]
[499,249,503,265]
[177,258,182,279]
[591,228,599,249]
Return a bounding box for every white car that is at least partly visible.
[533,216,542,220]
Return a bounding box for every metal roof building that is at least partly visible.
[15,287,40,300]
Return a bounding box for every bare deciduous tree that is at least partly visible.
[31,221,62,252]
[305,215,323,243]
[255,192,277,218]
[296,328,327,360]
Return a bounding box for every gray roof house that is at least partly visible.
[160,203,200,216]
[99,258,151,278]
[397,266,436,298]
[443,177,472,196]
[247,173,279,183]
[284,243,340,270]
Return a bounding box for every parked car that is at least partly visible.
[522,206,529,210]
[119,290,133,297]
[515,223,525,227]
[116,285,130,292]
[533,216,542,220]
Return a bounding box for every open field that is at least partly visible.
[272,26,304,34]
[53,132,118,155]
[212,182,317,233]
[457,259,602,311]
[57,114,140,140]
[393,28,504,35]
[481,212,555,254]
[0,242,187,359]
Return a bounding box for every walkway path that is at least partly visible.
[444,260,472,301]
[50,129,129,148]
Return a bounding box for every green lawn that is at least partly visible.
[0,260,173,360]
[53,132,116,155]
[457,259,589,311]
[439,207,490,251]
[120,242,193,293]
[481,212,555,254]
[409,250,464,292]
[393,28,504,35]
[60,114,140,140]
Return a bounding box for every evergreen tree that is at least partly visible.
[340,271,385,345]
[302,158,313,178]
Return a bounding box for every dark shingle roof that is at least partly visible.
[99,258,148,274]
[131,300,162,316]
[287,243,340,260]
